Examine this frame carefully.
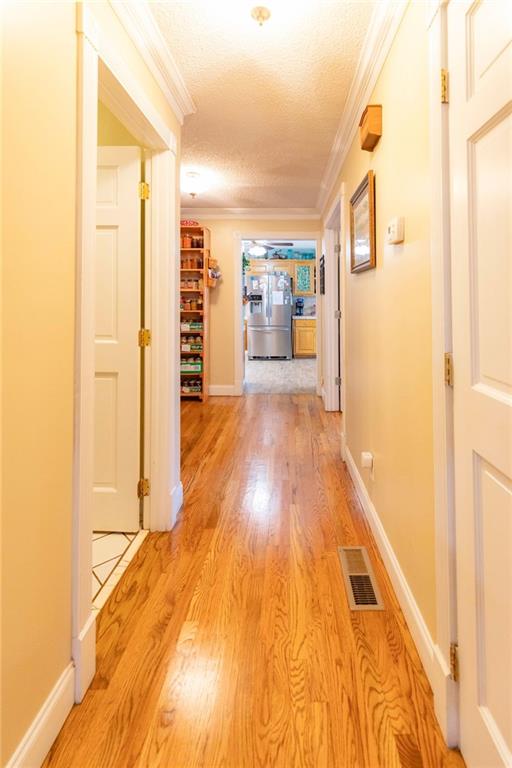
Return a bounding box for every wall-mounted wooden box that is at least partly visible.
[359,105,382,152]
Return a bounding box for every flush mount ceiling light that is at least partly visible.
[251,6,271,26]
[183,171,203,199]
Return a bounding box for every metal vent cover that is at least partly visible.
[338,546,384,611]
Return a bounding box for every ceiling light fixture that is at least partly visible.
[251,6,271,26]
[184,171,202,199]
[248,244,267,257]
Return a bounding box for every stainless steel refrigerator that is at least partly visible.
[246,272,293,359]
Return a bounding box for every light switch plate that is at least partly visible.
[386,217,405,245]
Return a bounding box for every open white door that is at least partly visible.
[322,212,342,412]
[94,146,141,532]
[449,1,512,765]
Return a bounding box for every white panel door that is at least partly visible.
[448,1,512,766]
[94,147,141,532]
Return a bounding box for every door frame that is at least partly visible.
[323,190,345,413]
[74,3,182,702]
[426,0,459,746]
[233,230,322,396]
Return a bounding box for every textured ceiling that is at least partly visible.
[150,1,376,210]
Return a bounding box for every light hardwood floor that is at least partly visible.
[44,395,465,768]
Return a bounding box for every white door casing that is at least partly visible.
[74,2,180,704]
[94,146,141,532]
[449,1,512,765]
[323,197,342,412]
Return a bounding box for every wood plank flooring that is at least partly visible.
[44,395,465,768]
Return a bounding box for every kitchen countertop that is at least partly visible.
[292,315,316,320]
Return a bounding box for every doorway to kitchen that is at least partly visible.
[241,237,318,394]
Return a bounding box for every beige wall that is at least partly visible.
[325,3,436,635]
[1,3,182,764]
[196,219,321,387]
[98,101,140,146]
[1,4,77,762]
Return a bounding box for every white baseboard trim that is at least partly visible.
[340,429,347,461]
[209,384,239,396]
[170,481,183,528]
[5,663,75,768]
[72,611,96,702]
[344,445,455,743]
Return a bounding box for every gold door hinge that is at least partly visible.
[138,329,152,347]
[138,181,150,200]
[450,642,459,682]
[441,69,449,104]
[444,352,454,387]
[137,478,150,498]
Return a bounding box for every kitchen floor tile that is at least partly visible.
[92,533,131,567]
[93,556,121,586]
[244,356,316,394]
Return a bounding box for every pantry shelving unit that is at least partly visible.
[180,225,213,402]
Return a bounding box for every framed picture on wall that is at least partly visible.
[350,170,376,273]
[293,262,315,296]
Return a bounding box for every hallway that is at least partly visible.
[44,396,464,768]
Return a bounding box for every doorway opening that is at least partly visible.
[92,109,149,607]
[242,238,318,394]
[74,19,180,702]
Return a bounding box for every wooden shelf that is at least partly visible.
[180,224,211,403]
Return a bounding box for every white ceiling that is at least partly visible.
[149,0,376,211]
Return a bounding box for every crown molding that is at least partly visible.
[316,0,408,217]
[180,207,322,221]
[109,0,195,125]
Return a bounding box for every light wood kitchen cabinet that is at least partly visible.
[293,318,316,357]
[248,258,294,276]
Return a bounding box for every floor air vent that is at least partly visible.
[338,546,384,611]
